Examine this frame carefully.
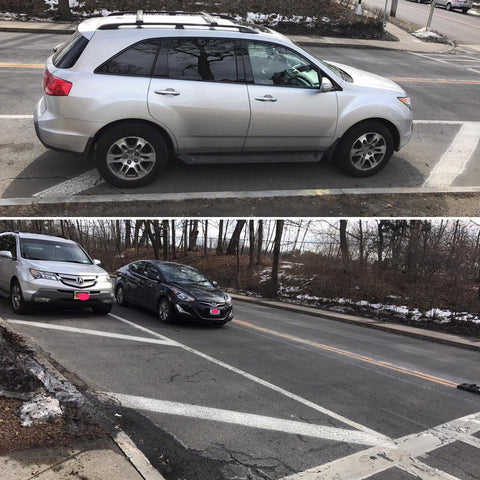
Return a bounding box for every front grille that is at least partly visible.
[199,301,226,308]
[57,274,97,289]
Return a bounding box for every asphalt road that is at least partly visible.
[364,0,480,45]
[1,297,479,479]
[1,32,480,215]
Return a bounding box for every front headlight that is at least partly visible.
[398,96,412,111]
[98,274,112,283]
[225,294,232,305]
[171,288,195,302]
[29,268,57,281]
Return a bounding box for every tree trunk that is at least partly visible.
[203,220,208,257]
[270,220,284,298]
[125,220,131,250]
[171,220,176,259]
[256,220,263,265]
[377,220,384,264]
[249,220,255,270]
[339,220,350,273]
[407,220,421,281]
[189,220,199,251]
[390,0,399,17]
[217,220,224,255]
[226,220,246,255]
[58,0,73,20]
[183,221,188,256]
[358,220,364,266]
[162,220,169,261]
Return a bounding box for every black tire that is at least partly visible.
[92,304,113,315]
[95,122,168,188]
[10,280,29,315]
[462,8,468,13]
[446,2,452,10]
[335,121,394,178]
[158,297,176,324]
[115,284,129,307]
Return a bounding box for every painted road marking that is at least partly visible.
[0,62,44,68]
[33,169,104,198]
[0,114,34,119]
[7,319,179,347]
[109,313,390,442]
[424,121,480,187]
[105,392,388,447]
[281,411,480,479]
[233,319,457,388]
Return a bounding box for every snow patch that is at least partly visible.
[20,394,63,427]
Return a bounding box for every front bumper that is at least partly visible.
[29,288,114,307]
[175,301,234,323]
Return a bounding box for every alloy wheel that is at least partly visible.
[106,136,156,181]
[158,299,170,322]
[350,132,387,171]
[11,283,21,311]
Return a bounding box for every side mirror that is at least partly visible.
[0,250,12,260]
[320,77,333,93]
[212,281,218,287]
[93,259,101,265]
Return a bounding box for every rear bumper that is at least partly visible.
[34,96,98,154]
[29,288,114,306]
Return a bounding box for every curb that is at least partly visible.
[0,315,166,480]
[230,294,480,353]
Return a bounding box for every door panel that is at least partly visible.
[148,37,250,153]
[243,41,338,151]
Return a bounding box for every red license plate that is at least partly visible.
[210,308,221,316]
[74,291,90,301]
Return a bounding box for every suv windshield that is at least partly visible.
[158,264,213,287]
[20,238,93,264]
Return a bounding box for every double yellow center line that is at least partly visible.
[233,319,457,388]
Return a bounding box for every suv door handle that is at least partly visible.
[155,88,181,96]
[255,95,278,102]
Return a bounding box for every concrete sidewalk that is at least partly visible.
[0,437,150,480]
[0,19,453,53]
[231,293,480,352]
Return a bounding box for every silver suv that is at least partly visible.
[34,11,413,188]
[0,232,113,314]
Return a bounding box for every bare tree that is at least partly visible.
[339,220,350,273]
[226,220,246,255]
[249,220,255,270]
[256,220,263,266]
[217,220,224,255]
[58,0,73,20]
[171,220,176,259]
[269,220,284,298]
[162,220,169,261]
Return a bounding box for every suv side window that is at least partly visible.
[246,41,320,89]
[53,31,90,69]
[96,40,160,77]
[164,38,238,83]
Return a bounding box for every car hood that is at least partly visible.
[327,61,405,94]
[24,259,107,276]
[171,283,227,303]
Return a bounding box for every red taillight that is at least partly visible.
[43,69,72,96]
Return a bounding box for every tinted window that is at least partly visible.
[96,40,160,76]
[144,262,160,279]
[53,31,89,69]
[247,42,320,89]
[129,262,145,275]
[165,38,237,82]
[158,264,213,287]
[20,239,91,264]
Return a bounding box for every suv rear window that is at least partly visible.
[162,38,238,83]
[96,40,160,76]
[53,31,89,69]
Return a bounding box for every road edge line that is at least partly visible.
[230,294,480,352]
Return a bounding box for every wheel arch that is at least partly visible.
[89,118,177,157]
[338,118,401,151]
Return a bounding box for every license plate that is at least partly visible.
[210,308,221,316]
[74,291,90,301]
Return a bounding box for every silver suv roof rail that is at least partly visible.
[102,10,259,34]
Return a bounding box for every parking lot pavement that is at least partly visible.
[1,35,480,214]
[1,297,479,480]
